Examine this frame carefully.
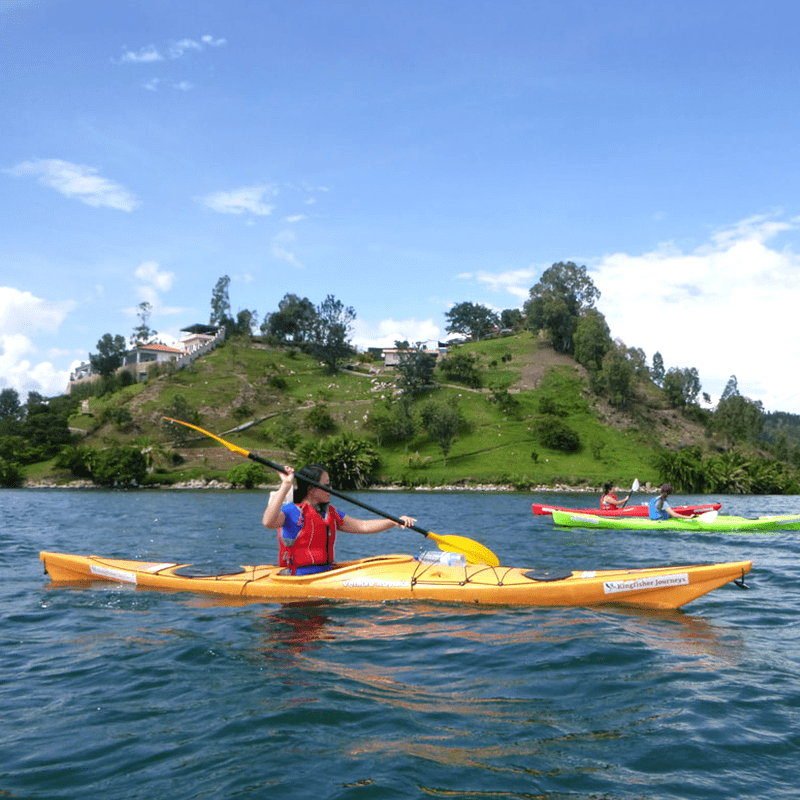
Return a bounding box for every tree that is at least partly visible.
[395,346,437,396]
[89,333,127,377]
[130,301,156,347]
[0,388,22,435]
[263,293,318,344]
[651,352,665,386]
[663,367,701,409]
[437,351,482,388]
[445,302,500,340]
[364,398,416,446]
[22,403,73,456]
[420,398,463,464]
[573,309,612,374]
[500,308,523,330]
[161,396,201,445]
[523,262,600,354]
[233,308,259,337]
[307,294,356,373]
[209,275,232,329]
[600,344,636,409]
[714,376,764,447]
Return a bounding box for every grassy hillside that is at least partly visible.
[55,332,707,489]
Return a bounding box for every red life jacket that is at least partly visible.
[601,493,618,510]
[279,502,342,574]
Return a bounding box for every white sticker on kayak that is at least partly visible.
[342,578,408,588]
[604,572,689,594]
[91,565,138,584]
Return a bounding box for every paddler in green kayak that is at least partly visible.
[649,483,686,520]
[262,463,416,575]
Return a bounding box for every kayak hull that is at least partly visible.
[40,551,751,610]
[552,510,800,532]
[533,502,722,517]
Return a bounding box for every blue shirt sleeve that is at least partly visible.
[280,503,302,544]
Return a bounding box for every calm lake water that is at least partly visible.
[3,488,800,799]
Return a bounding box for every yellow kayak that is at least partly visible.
[40,551,752,610]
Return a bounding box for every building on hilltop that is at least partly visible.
[67,324,225,393]
[122,342,189,383]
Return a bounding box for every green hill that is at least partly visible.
[44,332,716,491]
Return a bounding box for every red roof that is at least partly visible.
[136,343,186,354]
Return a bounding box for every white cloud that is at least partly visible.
[120,44,162,63]
[134,260,174,293]
[6,159,139,211]
[270,230,303,269]
[0,287,73,332]
[0,288,75,398]
[119,35,226,64]
[200,185,276,215]
[593,215,800,412]
[350,317,441,350]
[459,267,539,301]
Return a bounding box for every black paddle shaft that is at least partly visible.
[248,452,430,538]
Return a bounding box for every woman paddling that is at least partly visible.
[262,463,416,575]
[649,483,685,520]
[600,482,631,510]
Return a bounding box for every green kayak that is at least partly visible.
[551,509,800,532]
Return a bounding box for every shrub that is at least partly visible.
[0,458,24,487]
[226,462,266,489]
[437,352,482,388]
[54,444,95,478]
[296,433,380,489]
[535,415,581,453]
[306,404,337,434]
[91,446,148,487]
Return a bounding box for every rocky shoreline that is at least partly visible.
[21,478,654,493]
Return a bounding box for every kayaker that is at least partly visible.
[649,483,684,520]
[600,482,631,510]
[262,463,417,575]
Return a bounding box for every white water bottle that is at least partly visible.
[418,549,467,567]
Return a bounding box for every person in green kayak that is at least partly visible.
[600,482,632,510]
[649,483,685,520]
[262,463,416,575]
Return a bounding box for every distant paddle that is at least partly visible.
[619,478,640,508]
[163,417,500,566]
[695,510,719,523]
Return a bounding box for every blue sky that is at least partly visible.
[3,0,800,412]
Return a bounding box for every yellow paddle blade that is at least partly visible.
[163,417,251,458]
[426,531,500,567]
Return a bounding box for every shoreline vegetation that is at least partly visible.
[9,323,799,494]
[21,477,660,494]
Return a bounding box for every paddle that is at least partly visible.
[619,478,640,508]
[695,510,719,522]
[163,417,500,566]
